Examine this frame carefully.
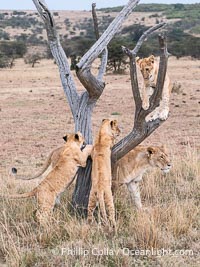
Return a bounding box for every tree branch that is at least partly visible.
[97,48,108,81]
[92,3,108,81]
[147,35,168,113]
[32,0,80,119]
[78,0,140,69]
[132,22,166,56]
[122,22,166,119]
[112,28,169,163]
[92,3,100,40]
[122,45,141,112]
[76,0,140,99]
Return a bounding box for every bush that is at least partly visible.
[64,18,71,27]
[0,29,10,40]
[0,40,27,58]
[0,16,42,29]
[13,11,27,16]
[62,36,95,58]
[107,37,130,73]
[53,12,59,16]
[24,52,44,67]
[0,55,10,68]
[0,13,5,20]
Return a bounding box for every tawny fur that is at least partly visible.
[137,55,172,121]
[2,132,92,225]
[87,119,120,228]
[112,145,171,210]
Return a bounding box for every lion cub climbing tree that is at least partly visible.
[32,0,169,213]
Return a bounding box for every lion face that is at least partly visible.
[147,146,171,173]
[137,55,156,83]
[63,131,86,150]
[102,119,121,138]
[110,119,121,137]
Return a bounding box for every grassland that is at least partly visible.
[0,3,200,266]
[0,56,199,266]
[0,144,199,266]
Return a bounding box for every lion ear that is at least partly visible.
[136,56,141,64]
[63,135,68,142]
[149,55,155,63]
[74,133,80,141]
[161,144,167,152]
[147,147,155,155]
[110,120,117,128]
[102,119,106,122]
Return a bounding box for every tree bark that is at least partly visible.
[72,93,94,213]
[32,0,169,215]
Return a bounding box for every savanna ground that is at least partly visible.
[0,57,199,266]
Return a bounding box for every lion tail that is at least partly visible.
[11,150,54,180]
[0,190,36,199]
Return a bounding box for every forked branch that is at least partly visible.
[76,3,109,99]
[76,1,140,99]
[122,22,166,117]
[33,0,141,103]
[112,25,169,163]
[78,0,140,69]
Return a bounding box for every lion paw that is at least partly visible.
[142,101,150,110]
[146,110,160,122]
[158,108,169,121]
[146,107,169,122]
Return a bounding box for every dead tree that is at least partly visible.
[32,0,169,214]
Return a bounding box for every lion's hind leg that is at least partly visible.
[88,190,108,226]
[87,190,98,224]
[98,190,108,225]
[146,79,171,121]
[104,188,116,230]
[36,192,56,225]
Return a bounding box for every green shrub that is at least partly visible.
[0,29,10,40]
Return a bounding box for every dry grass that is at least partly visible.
[0,144,199,267]
[0,57,199,266]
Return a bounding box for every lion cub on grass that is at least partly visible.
[2,132,92,225]
[112,145,171,210]
[88,119,120,229]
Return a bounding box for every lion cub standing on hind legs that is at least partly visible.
[137,55,172,121]
[87,119,120,230]
[1,132,92,225]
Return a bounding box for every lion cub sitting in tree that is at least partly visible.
[137,55,172,121]
[112,145,171,210]
[87,119,120,229]
[2,132,92,225]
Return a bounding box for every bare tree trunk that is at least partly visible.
[32,0,169,215]
[73,94,95,212]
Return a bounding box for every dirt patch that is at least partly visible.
[0,57,199,176]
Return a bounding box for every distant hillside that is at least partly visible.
[99,3,200,18]
[0,3,200,68]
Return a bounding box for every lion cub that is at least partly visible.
[88,119,120,228]
[2,132,92,225]
[112,145,171,210]
[137,55,172,121]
